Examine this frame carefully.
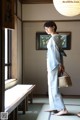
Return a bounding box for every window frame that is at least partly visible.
[5,29,12,80]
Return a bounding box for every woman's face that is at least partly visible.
[44,27,53,35]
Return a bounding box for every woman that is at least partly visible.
[44,21,68,116]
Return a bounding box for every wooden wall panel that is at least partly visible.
[2,0,15,29]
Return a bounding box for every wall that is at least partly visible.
[22,4,80,20]
[17,0,22,84]
[12,16,22,84]
[22,4,80,95]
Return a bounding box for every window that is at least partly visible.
[5,29,12,80]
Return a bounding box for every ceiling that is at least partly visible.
[19,0,53,4]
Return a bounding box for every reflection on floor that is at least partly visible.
[18,97,80,120]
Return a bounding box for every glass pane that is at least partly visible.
[5,28,8,64]
[5,66,8,80]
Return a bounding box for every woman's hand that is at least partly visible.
[58,64,65,74]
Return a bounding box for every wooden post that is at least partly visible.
[0,5,5,113]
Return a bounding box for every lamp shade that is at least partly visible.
[53,0,80,17]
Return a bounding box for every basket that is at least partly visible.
[59,72,72,88]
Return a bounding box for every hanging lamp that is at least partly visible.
[53,0,80,17]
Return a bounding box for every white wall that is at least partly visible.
[22,4,80,95]
[22,4,80,20]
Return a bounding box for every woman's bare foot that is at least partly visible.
[55,109,68,116]
[77,113,80,117]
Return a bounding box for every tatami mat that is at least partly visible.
[18,98,80,120]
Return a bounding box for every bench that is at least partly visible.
[5,84,35,120]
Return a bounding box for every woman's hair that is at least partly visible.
[44,21,57,32]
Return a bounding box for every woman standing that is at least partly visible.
[44,21,68,115]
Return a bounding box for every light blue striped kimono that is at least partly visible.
[47,34,65,111]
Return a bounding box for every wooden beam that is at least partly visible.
[0,19,5,113]
[20,0,53,4]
